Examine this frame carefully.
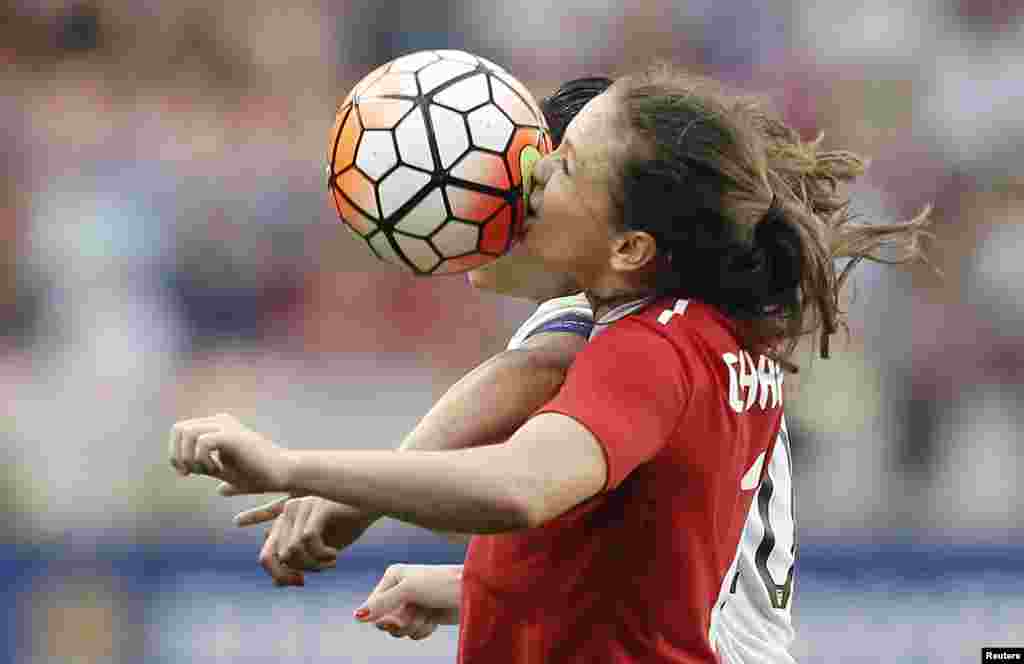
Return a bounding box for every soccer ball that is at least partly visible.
[327,50,551,275]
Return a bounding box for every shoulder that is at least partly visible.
[624,297,740,353]
[631,297,728,331]
[586,297,738,388]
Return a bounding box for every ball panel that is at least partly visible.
[362,72,418,98]
[445,186,505,223]
[468,104,515,152]
[451,150,510,189]
[418,59,477,93]
[429,105,470,170]
[389,51,441,73]
[394,110,435,171]
[355,130,398,181]
[490,68,545,120]
[330,104,361,173]
[431,219,480,258]
[504,127,545,188]
[327,103,350,168]
[378,167,432,219]
[344,62,390,106]
[358,98,414,130]
[331,186,377,236]
[490,77,539,127]
[337,168,379,219]
[480,205,513,254]
[432,74,489,112]
[394,233,441,272]
[395,188,446,237]
[434,50,479,65]
[368,231,403,265]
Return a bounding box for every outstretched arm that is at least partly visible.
[281,410,606,533]
[173,407,607,534]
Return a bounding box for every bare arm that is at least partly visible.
[400,332,586,453]
[283,411,608,533]
[381,332,586,543]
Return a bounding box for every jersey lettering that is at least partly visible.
[657,298,689,325]
[723,351,783,413]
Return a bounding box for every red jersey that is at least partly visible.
[459,297,784,664]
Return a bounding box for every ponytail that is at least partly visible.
[615,66,932,370]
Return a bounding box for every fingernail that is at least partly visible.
[354,608,370,620]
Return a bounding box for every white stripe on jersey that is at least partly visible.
[510,296,797,664]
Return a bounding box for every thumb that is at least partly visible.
[357,581,408,622]
[234,496,288,527]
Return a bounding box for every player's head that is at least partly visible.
[465,76,613,301]
[523,64,931,364]
[540,77,615,147]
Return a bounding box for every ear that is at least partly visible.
[609,230,658,274]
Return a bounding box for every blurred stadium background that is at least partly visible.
[2,0,1023,661]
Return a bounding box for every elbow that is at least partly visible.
[503,487,549,530]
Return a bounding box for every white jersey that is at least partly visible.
[508,294,797,664]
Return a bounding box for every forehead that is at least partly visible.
[562,91,627,173]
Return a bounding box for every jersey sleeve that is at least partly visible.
[506,293,593,350]
[536,320,690,491]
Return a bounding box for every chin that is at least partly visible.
[466,268,492,291]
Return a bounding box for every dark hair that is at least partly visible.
[612,66,932,370]
[540,77,615,147]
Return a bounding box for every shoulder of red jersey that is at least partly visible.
[629,297,786,416]
[619,297,739,350]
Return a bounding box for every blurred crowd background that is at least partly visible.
[2,0,1022,662]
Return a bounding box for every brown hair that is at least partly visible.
[610,65,932,370]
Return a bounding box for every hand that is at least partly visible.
[168,413,293,496]
[234,496,379,586]
[354,564,462,640]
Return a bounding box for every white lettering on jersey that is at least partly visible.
[723,351,783,413]
[657,298,689,325]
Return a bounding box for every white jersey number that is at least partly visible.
[733,425,796,610]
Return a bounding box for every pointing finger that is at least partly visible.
[234,497,288,527]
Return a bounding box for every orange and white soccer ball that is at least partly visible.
[327,50,551,275]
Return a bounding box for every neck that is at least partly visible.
[585,287,653,321]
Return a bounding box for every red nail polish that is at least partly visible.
[354,608,370,620]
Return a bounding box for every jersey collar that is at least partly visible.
[590,295,657,340]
